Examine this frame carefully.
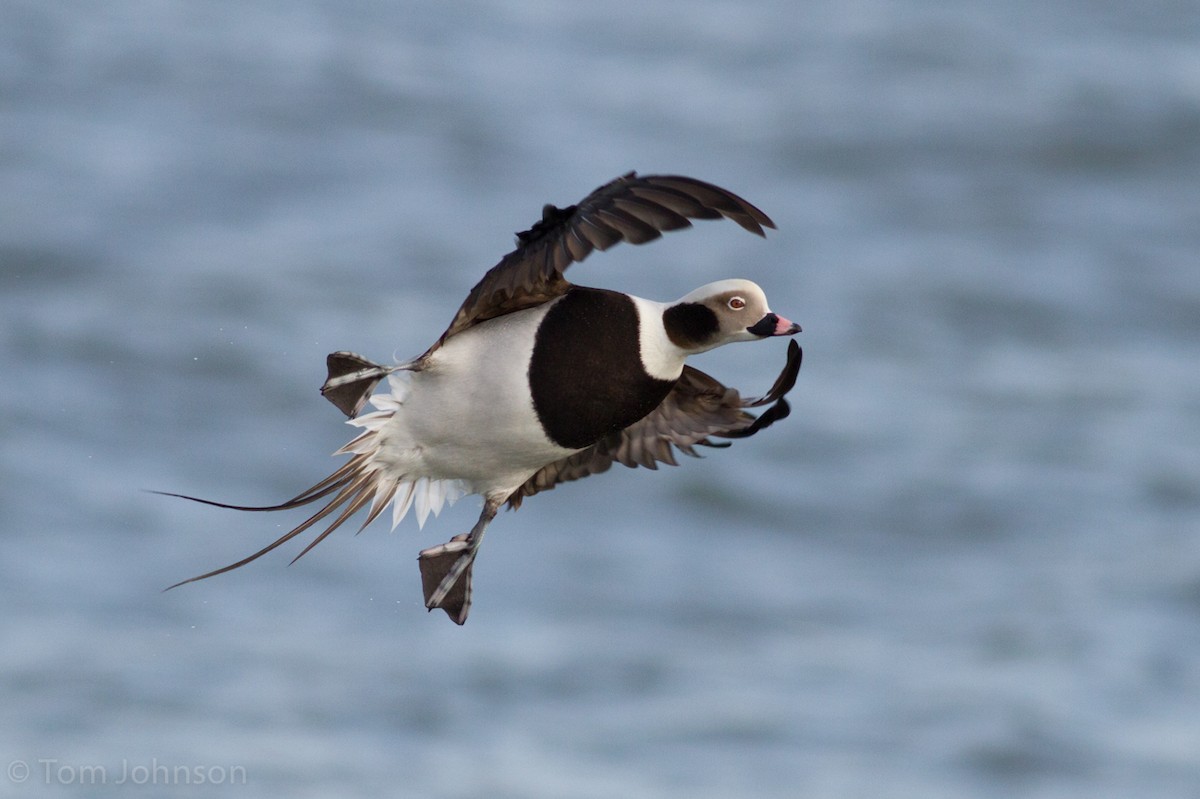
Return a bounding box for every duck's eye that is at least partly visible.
[728,297,745,310]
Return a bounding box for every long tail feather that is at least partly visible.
[163,373,468,589]
[287,473,376,564]
[162,456,374,590]
[149,457,363,513]
[162,469,467,590]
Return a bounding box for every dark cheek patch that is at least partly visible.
[663,302,719,349]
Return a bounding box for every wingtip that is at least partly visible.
[745,208,776,237]
[742,211,777,238]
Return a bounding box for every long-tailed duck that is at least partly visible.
[164,172,802,624]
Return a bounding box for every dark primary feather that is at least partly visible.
[423,172,775,356]
[508,339,801,508]
[321,172,775,419]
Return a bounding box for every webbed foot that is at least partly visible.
[417,534,475,625]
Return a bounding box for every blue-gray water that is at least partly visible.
[3,2,1199,797]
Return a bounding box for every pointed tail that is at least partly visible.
[159,453,389,590]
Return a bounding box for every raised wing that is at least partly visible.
[426,172,775,354]
[508,340,801,508]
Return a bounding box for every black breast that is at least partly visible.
[529,288,676,450]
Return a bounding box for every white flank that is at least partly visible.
[337,374,468,530]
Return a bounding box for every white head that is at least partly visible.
[663,279,801,354]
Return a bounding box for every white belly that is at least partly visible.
[367,306,577,495]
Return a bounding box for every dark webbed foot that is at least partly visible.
[418,534,474,625]
[415,497,500,625]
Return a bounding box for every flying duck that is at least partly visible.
[164,172,803,624]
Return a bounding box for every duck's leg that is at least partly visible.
[417,496,501,625]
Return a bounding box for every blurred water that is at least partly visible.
[3,1,1200,797]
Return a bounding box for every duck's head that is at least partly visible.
[663,279,800,353]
